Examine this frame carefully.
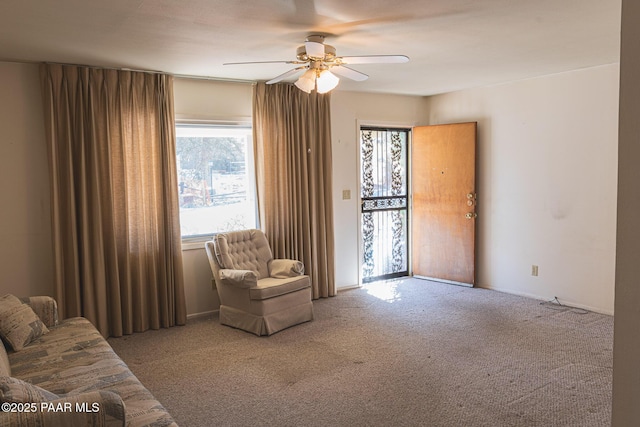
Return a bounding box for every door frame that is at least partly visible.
[356,120,416,286]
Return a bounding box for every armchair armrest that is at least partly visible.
[219,269,258,288]
[19,296,58,328]
[269,259,305,278]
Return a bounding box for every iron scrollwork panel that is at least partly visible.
[360,128,409,281]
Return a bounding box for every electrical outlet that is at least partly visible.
[342,189,351,200]
[531,265,539,276]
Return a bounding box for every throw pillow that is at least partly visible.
[270,259,305,278]
[0,343,10,377]
[0,294,49,351]
[0,376,59,402]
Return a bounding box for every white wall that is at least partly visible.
[0,62,54,298]
[426,64,619,314]
[330,91,430,288]
[173,78,253,124]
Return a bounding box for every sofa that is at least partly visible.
[0,294,177,426]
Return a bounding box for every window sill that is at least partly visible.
[181,237,213,251]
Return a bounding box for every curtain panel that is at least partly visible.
[40,64,187,337]
[253,82,335,298]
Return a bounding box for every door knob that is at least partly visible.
[466,193,477,207]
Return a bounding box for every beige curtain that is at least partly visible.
[253,82,335,298]
[40,64,187,337]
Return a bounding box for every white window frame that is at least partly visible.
[175,120,258,247]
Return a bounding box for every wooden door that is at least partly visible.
[412,122,477,286]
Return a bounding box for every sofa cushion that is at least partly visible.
[0,344,10,377]
[249,276,311,300]
[0,376,59,402]
[0,294,49,351]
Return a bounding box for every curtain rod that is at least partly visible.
[36,60,169,75]
[11,59,255,84]
[172,73,254,84]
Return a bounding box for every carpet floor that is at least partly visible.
[108,278,613,427]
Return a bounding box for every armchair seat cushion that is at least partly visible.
[249,276,311,300]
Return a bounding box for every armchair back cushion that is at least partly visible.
[214,229,273,279]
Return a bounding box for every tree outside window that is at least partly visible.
[176,125,257,237]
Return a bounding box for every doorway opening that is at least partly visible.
[359,127,410,283]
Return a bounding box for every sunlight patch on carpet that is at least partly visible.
[363,280,403,303]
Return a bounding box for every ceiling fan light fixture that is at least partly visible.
[226,35,408,93]
[294,69,316,93]
[316,70,339,94]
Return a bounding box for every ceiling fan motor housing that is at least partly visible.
[296,44,337,62]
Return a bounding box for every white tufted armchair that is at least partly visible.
[205,229,314,336]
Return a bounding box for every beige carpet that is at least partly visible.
[108,278,613,426]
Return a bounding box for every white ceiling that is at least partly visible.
[0,0,621,96]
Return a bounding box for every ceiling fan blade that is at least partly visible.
[331,65,368,82]
[339,55,410,65]
[266,67,307,84]
[305,40,325,59]
[224,60,303,65]
[292,0,321,26]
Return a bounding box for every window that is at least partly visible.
[176,124,257,238]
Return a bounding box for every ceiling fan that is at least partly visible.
[223,35,409,93]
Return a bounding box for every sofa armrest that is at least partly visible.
[0,390,125,427]
[269,259,305,278]
[219,269,258,288]
[19,296,59,328]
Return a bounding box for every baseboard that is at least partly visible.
[187,310,218,320]
[414,275,473,288]
[337,284,360,292]
[479,285,614,316]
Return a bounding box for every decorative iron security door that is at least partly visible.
[360,127,409,283]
